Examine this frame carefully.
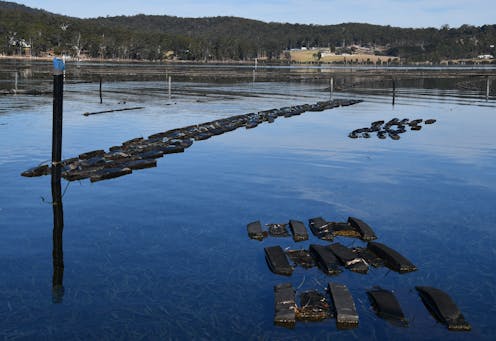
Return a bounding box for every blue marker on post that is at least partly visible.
[53,57,65,75]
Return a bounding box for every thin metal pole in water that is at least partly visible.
[52,58,64,170]
[99,76,103,104]
[486,77,490,101]
[392,78,396,106]
[168,76,172,100]
[330,77,334,100]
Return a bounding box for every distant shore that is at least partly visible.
[0,55,265,65]
[2,54,495,68]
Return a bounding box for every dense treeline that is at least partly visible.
[1,1,495,62]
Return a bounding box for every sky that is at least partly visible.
[9,0,495,28]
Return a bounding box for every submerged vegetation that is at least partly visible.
[1,1,495,63]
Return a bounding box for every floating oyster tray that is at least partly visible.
[246,217,470,331]
[21,99,362,182]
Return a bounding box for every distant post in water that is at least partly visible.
[330,76,334,100]
[168,76,172,101]
[486,76,490,101]
[99,76,103,104]
[14,71,18,92]
[392,78,396,105]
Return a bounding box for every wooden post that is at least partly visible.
[392,78,396,106]
[99,76,103,104]
[168,76,172,101]
[14,71,18,91]
[252,69,256,83]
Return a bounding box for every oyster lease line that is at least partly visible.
[21,99,362,182]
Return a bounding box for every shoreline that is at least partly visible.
[1,55,495,68]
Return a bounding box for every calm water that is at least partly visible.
[0,63,495,340]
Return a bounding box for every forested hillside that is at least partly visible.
[1,1,495,62]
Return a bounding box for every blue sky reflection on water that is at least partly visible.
[0,77,495,339]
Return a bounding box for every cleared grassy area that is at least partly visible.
[441,58,496,65]
[287,50,398,64]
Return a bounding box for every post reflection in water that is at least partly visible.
[51,164,64,303]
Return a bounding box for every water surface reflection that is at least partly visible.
[51,165,65,303]
[0,69,495,339]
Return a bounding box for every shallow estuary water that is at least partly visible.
[0,61,495,339]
